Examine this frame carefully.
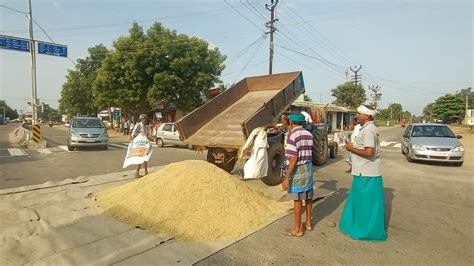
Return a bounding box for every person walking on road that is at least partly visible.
[123,120,129,135]
[340,105,387,241]
[130,114,151,178]
[281,113,314,237]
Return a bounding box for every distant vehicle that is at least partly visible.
[401,123,464,166]
[67,116,108,151]
[155,122,191,149]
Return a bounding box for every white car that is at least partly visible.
[155,123,192,149]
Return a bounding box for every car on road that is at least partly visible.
[401,123,464,166]
[67,116,108,151]
[155,122,191,149]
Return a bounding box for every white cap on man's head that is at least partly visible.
[357,105,377,117]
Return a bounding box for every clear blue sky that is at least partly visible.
[1,0,472,116]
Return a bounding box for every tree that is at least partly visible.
[303,95,313,102]
[433,93,465,123]
[331,82,366,109]
[375,103,405,121]
[0,100,19,119]
[59,44,109,115]
[94,22,226,114]
[422,103,435,122]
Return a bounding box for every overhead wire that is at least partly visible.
[232,37,266,83]
[224,0,265,33]
[279,4,357,67]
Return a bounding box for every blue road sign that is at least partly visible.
[0,35,30,52]
[38,42,67,57]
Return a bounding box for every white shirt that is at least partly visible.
[300,111,313,123]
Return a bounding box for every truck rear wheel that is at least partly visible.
[262,142,285,186]
[207,147,238,173]
[329,141,338,159]
[312,128,328,165]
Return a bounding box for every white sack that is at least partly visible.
[243,128,269,179]
[123,135,153,168]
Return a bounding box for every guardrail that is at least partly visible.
[13,124,31,145]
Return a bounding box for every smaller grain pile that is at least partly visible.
[96,160,287,241]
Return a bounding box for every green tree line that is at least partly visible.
[59,22,225,117]
[422,88,472,123]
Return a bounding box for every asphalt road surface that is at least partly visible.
[1,123,472,264]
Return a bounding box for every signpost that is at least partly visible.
[38,42,67,57]
[0,35,30,52]
[0,0,68,126]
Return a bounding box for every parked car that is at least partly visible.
[401,123,464,166]
[67,116,108,151]
[155,122,192,149]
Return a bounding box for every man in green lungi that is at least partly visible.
[340,105,387,241]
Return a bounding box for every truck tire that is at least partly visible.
[262,142,285,186]
[207,147,238,173]
[312,128,328,165]
[329,142,338,159]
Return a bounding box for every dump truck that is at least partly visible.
[176,71,329,185]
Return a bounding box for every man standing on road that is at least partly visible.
[340,105,387,241]
[130,114,151,178]
[282,113,314,237]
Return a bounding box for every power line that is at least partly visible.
[240,0,267,21]
[0,4,27,15]
[232,37,266,83]
[224,0,264,32]
[1,7,235,33]
[278,4,357,67]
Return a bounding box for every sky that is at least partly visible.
[0,0,472,116]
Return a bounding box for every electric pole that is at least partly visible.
[350,65,362,87]
[266,0,278,75]
[28,0,38,125]
[368,85,382,109]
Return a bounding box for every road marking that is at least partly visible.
[8,148,26,156]
[109,143,128,149]
[38,148,53,154]
[393,143,401,148]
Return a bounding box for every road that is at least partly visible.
[0,124,205,189]
[1,123,473,264]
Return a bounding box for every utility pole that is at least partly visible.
[266,0,278,75]
[350,65,362,87]
[368,85,382,109]
[345,70,349,82]
[465,92,469,125]
[28,0,38,126]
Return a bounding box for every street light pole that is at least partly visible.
[28,0,38,125]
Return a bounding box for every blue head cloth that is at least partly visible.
[288,113,305,123]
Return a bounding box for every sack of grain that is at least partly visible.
[122,134,153,168]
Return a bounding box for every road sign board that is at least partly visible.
[38,42,67,57]
[0,35,30,52]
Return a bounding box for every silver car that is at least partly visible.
[67,116,108,151]
[401,123,464,166]
[155,122,192,149]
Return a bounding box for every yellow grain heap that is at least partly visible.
[96,160,286,242]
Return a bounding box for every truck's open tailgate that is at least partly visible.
[176,71,305,149]
[184,90,279,148]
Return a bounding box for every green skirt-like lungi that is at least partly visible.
[339,175,387,241]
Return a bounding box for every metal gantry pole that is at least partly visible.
[28,0,38,125]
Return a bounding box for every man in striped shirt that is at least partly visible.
[282,113,314,237]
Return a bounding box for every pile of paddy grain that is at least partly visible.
[95,160,286,241]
